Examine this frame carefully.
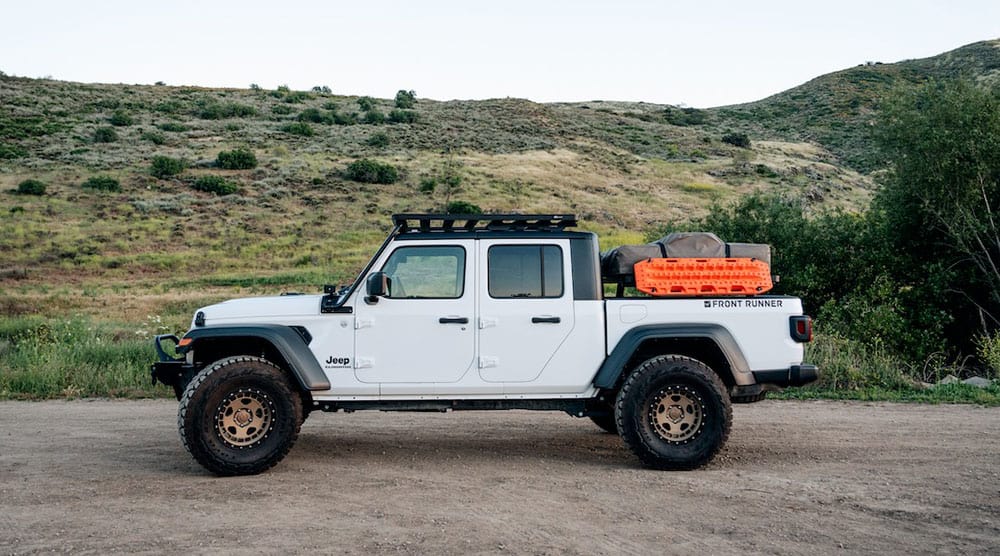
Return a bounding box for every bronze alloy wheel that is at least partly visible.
[215,388,274,448]
[648,385,704,443]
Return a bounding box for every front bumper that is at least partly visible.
[151,334,194,388]
[752,365,819,387]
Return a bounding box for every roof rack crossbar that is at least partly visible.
[392,213,577,233]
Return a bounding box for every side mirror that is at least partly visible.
[365,272,389,303]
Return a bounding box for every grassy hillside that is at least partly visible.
[0,74,878,325]
[711,39,1000,170]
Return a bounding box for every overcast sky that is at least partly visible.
[1,0,998,108]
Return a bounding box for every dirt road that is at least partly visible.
[1,400,998,555]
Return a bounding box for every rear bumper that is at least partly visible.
[752,364,819,387]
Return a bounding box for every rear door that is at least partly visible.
[477,239,574,383]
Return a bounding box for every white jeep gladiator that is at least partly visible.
[153,214,817,475]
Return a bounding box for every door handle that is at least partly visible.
[531,316,561,324]
[439,317,469,324]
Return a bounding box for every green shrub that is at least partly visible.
[367,131,390,148]
[322,101,339,111]
[198,102,256,119]
[158,122,187,132]
[82,176,120,192]
[154,100,184,114]
[364,110,385,124]
[394,89,416,109]
[281,122,314,136]
[978,332,1000,379]
[141,130,166,145]
[283,91,311,104]
[388,109,418,124]
[333,112,358,125]
[150,155,186,178]
[754,164,779,178]
[93,127,118,143]
[722,131,751,148]
[357,96,376,111]
[663,107,707,126]
[108,110,133,126]
[312,85,331,94]
[216,147,257,170]
[298,108,330,124]
[16,179,46,195]
[0,142,28,159]
[272,104,294,115]
[192,175,237,196]
[446,200,482,214]
[419,177,436,193]
[344,158,398,184]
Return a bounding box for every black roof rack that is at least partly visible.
[392,213,578,233]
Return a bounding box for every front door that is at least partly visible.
[354,242,476,386]
[478,240,575,383]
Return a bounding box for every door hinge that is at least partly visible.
[479,317,498,329]
[355,318,375,330]
[479,356,499,369]
[354,357,374,369]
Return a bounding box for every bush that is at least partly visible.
[979,332,1000,379]
[364,110,385,124]
[150,155,186,178]
[298,108,330,124]
[16,179,46,195]
[281,122,314,136]
[141,130,166,145]
[394,89,416,109]
[313,85,332,94]
[108,110,133,126]
[663,107,707,126]
[284,91,311,103]
[216,147,257,170]
[93,127,118,143]
[82,176,120,192]
[272,104,293,115]
[192,175,237,196]
[367,131,390,148]
[446,200,482,214]
[0,143,29,159]
[722,132,751,148]
[344,158,398,184]
[198,102,256,119]
[332,112,358,125]
[357,97,375,111]
[158,122,187,132]
[387,109,418,124]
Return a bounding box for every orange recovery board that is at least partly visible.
[633,257,773,296]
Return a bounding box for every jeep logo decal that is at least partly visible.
[324,356,351,368]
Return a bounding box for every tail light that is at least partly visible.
[789,316,813,343]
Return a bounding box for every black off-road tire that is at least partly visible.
[588,412,619,434]
[178,356,303,476]
[615,355,731,470]
[732,391,768,404]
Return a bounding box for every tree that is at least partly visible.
[395,89,416,109]
[874,79,1000,335]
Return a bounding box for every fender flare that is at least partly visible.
[593,323,752,388]
[183,325,330,391]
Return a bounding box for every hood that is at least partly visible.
[194,294,324,326]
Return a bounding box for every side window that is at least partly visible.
[488,245,564,298]
[381,246,465,299]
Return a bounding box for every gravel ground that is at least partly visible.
[1,399,998,555]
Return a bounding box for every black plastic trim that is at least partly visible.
[183,325,331,391]
[593,323,750,388]
[570,235,601,300]
[753,365,819,387]
[314,398,588,415]
[395,230,595,241]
